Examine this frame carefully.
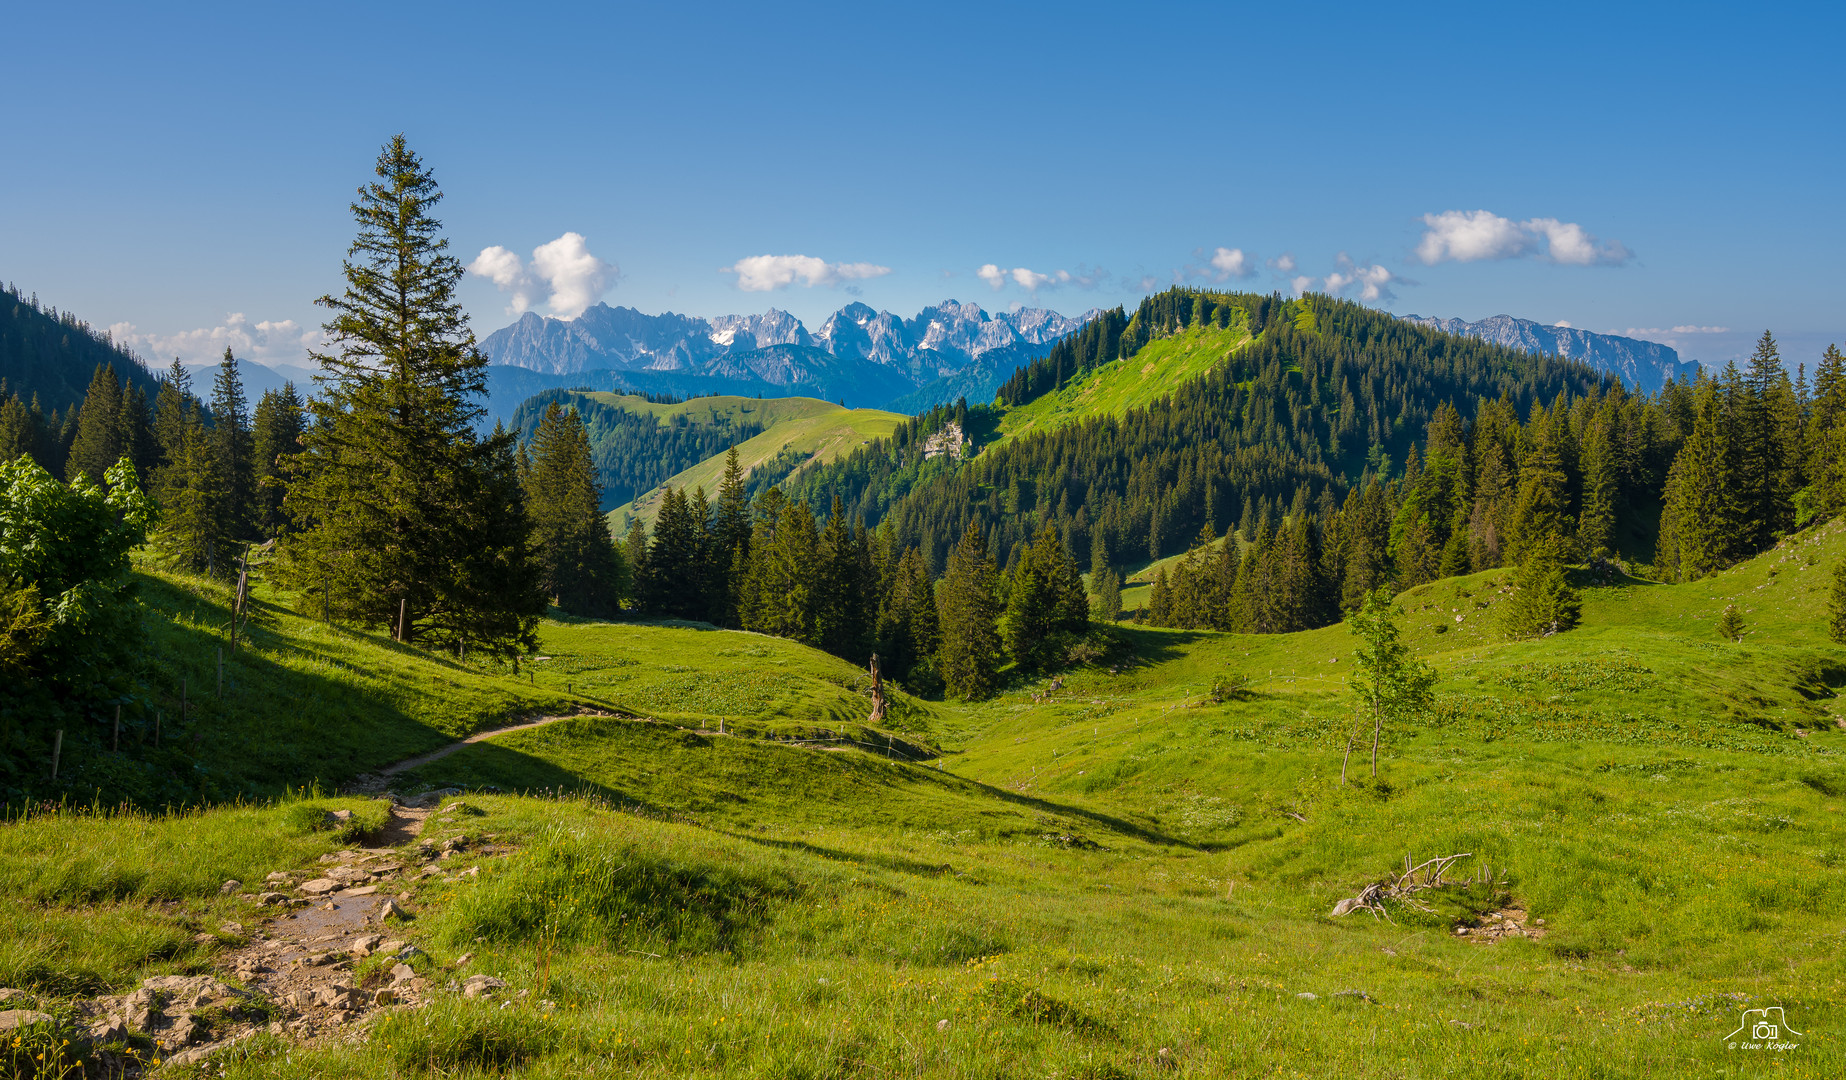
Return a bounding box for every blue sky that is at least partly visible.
[4,1,1841,373]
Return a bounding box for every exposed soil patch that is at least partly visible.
[1454,904,1547,943]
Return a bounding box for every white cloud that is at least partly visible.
[1672,324,1730,334]
[1316,254,1399,303]
[469,232,619,318]
[1289,275,1314,297]
[1208,247,1254,280]
[722,254,892,292]
[1011,267,1051,291]
[1555,320,1573,328]
[976,263,1104,295]
[1270,253,1297,273]
[109,313,323,367]
[1415,209,1630,266]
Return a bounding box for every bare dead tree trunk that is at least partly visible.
[1370,697,1384,778]
[868,653,887,727]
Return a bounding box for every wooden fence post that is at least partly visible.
[398,598,407,643]
[155,711,161,747]
[51,729,62,780]
[113,705,121,753]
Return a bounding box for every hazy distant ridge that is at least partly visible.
[1399,313,1700,392]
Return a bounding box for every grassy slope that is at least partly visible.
[49,562,578,806]
[994,321,1253,444]
[9,529,1846,1076]
[607,398,906,533]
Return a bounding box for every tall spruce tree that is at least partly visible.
[523,402,625,615]
[210,348,255,543]
[1656,377,1741,580]
[278,136,543,656]
[152,359,194,480]
[1737,331,1796,549]
[936,521,1002,699]
[65,364,123,485]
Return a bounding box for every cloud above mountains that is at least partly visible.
[470,232,618,319]
[1415,210,1631,267]
[108,313,321,367]
[722,255,891,292]
[976,263,1106,295]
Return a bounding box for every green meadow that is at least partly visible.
[5,524,1845,1076]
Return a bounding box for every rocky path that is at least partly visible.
[26,801,516,1074]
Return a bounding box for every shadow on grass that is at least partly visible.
[14,571,555,812]
[710,830,961,879]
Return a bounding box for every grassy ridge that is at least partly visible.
[607,398,906,533]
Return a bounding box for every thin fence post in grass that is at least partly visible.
[397,598,407,644]
[51,729,62,780]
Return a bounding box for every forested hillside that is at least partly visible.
[786,291,1613,572]
[509,388,771,510]
[0,282,159,414]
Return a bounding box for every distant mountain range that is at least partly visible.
[479,300,1094,419]
[1398,313,1701,393]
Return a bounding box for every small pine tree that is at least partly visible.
[1716,603,1745,643]
[1500,537,1582,639]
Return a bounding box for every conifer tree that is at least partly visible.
[1657,378,1741,580]
[815,495,869,660]
[710,446,751,624]
[157,419,228,571]
[278,136,543,656]
[878,546,942,694]
[1147,566,1172,625]
[1577,412,1619,557]
[1499,536,1581,638]
[1505,420,1570,565]
[1807,344,1846,515]
[210,348,255,542]
[152,360,193,473]
[1000,524,1086,670]
[936,521,1002,699]
[623,519,651,610]
[523,402,625,615]
[251,382,305,537]
[1737,332,1795,549]
[1716,602,1745,643]
[117,385,156,483]
[65,364,123,485]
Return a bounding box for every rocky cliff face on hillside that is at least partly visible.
[477,300,1093,413]
[1400,313,1701,393]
